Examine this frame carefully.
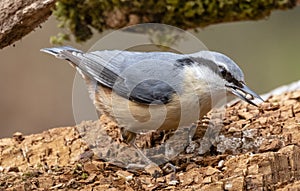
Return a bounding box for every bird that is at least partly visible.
[41,46,263,166]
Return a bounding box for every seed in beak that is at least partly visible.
[245,93,253,100]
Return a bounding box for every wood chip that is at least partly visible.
[116,170,134,181]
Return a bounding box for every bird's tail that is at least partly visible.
[40,46,83,60]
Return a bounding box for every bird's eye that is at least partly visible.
[218,66,227,77]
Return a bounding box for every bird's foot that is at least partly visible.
[162,162,178,174]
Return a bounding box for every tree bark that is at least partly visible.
[1,81,300,190]
[0,0,55,49]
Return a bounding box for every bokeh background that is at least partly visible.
[0,7,299,138]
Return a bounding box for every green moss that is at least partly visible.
[52,0,297,44]
[50,32,70,45]
[81,172,89,179]
[22,170,40,180]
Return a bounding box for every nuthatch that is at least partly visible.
[41,46,263,151]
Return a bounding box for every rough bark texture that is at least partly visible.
[0,0,55,49]
[0,86,300,190]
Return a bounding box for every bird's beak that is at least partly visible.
[226,83,264,106]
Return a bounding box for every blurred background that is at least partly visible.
[0,7,299,138]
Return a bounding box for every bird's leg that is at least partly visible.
[162,162,177,172]
[160,126,197,176]
[120,128,137,144]
[121,128,153,165]
[162,162,178,183]
[187,124,197,143]
[121,128,162,176]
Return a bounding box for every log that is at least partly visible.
[1,81,300,190]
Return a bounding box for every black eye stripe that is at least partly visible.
[218,65,243,87]
[175,56,243,88]
[218,65,227,77]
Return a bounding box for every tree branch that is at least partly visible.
[0,0,299,48]
[0,0,55,49]
[52,0,298,42]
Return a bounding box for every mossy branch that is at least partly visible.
[52,0,298,43]
[0,0,298,48]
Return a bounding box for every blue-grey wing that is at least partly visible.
[119,79,176,104]
[41,47,184,104]
[41,47,121,88]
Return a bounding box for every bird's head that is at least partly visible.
[187,51,263,106]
